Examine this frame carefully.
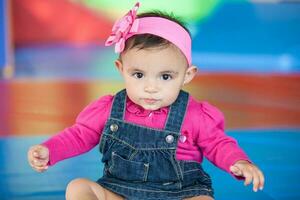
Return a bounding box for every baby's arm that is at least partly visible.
[27,124,100,171]
[196,102,265,192]
[28,144,49,172]
[27,95,113,170]
[230,160,265,192]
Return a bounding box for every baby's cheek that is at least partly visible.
[164,92,179,106]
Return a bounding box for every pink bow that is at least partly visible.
[105,2,140,53]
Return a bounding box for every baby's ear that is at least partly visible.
[183,65,198,85]
[114,59,123,73]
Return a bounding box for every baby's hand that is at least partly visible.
[230,160,265,192]
[27,144,49,172]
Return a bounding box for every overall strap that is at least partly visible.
[109,89,127,120]
[164,90,189,133]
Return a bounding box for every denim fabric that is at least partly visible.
[97,89,214,200]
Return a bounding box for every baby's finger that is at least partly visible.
[33,149,48,159]
[32,159,48,167]
[30,163,48,172]
[29,157,46,167]
[33,151,39,157]
[252,171,260,192]
[257,170,265,190]
[34,165,48,173]
[243,171,253,186]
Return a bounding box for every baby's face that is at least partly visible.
[116,45,196,110]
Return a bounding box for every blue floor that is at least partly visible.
[1,129,300,200]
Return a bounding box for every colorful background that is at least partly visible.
[0,0,300,199]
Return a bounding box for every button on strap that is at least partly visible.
[110,124,119,132]
[165,135,174,143]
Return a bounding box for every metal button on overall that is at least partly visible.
[165,135,174,143]
[110,124,118,132]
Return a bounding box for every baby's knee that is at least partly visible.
[65,178,91,199]
[67,178,88,191]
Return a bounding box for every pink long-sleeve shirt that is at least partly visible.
[43,94,250,175]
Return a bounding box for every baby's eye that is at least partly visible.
[133,72,144,79]
[161,74,172,80]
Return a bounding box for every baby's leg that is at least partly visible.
[184,196,214,200]
[65,178,124,200]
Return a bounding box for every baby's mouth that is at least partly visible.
[143,98,159,104]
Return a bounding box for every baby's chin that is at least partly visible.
[140,102,172,111]
[140,104,161,111]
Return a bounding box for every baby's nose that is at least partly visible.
[144,80,158,93]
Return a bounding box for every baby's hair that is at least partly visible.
[121,11,190,53]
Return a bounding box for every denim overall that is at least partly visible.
[97,89,213,200]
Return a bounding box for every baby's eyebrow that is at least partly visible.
[160,70,178,75]
[127,67,144,72]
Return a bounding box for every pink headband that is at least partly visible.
[105,2,192,66]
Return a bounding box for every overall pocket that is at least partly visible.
[108,152,149,182]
